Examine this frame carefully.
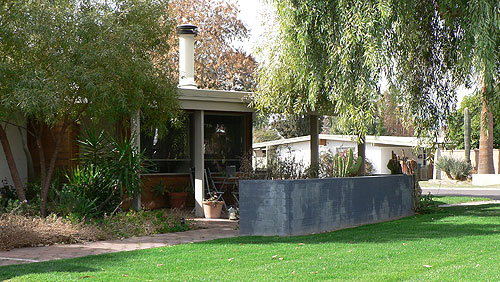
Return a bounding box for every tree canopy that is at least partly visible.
[447,92,500,150]
[0,0,179,215]
[253,0,500,140]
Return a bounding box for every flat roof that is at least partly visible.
[178,87,253,112]
[253,134,436,149]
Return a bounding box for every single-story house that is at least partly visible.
[0,24,254,217]
[253,134,431,174]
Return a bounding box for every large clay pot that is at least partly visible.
[202,201,224,219]
[170,192,188,209]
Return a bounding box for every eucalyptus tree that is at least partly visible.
[253,1,386,170]
[0,0,179,216]
[254,0,499,174]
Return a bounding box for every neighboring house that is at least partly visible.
[254,134,430,174]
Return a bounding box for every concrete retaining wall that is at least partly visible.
[239,175,414,236]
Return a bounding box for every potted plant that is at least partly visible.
[202,193,224,219]
[169,186,190,209]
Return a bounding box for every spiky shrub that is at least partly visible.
[61,129,148,219]
[436,156,472,181]
[320,149,362,178]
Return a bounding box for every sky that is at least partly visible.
[227,0,269,55]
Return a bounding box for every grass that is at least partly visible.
[1,199,500,281]
[431,196,493,205]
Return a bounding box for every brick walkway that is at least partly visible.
[0,218,239,267]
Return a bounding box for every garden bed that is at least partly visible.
[0,209,193,251]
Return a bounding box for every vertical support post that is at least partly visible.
[131,110,141,211]
[433,146,441,180]
[310,114,319,167]
[464,107,471,164]
[194,110,205,217]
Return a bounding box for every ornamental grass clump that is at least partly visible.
[436,156,472,181]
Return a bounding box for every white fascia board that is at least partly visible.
[253,136,311,149]
[178,88,253,112]
[253,134,429,149]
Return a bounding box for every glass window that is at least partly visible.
[140,114,192,173]
[204,114,245,173]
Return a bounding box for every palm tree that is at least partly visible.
[478,82,494,174]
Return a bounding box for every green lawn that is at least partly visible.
[432,196,493,205]
[1,200,500,281]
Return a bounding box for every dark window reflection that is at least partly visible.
[204,114,244,172]
[140,114,192,173]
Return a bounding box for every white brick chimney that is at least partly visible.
[177,24,198,89]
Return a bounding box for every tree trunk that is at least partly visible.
[39,122,69,217]
[18,126,35,181]
[478,83,494,174]
[357,135,366,175]
[0,124,26,201]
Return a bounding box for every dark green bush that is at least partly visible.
[59,129,149,219]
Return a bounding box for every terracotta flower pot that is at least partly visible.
[170,192,188,209]
[202,201,224,219]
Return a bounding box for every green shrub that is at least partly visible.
[436,156,472,180]
[57,129,149,219]
[99,209,191,238]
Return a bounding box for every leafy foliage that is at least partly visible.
[253,1,383,139]
[61,129,148,219]
[0,0,179,216]
[446,92,500,149]
[271,115,311,139]
[254,0,500,142]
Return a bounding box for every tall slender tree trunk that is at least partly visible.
[38,122,69,217]
[0,124,26,201]
[478,81,494,174]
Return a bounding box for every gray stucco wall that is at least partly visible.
[239,175,413,236]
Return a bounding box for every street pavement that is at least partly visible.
[422,186,500,200]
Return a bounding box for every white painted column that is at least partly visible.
[131,110,141,210]
[194,110,205,217]
[433,147,441,180]
[310,115,319,167]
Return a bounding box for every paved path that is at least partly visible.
[0,218,239,267]
[422,187,500,200]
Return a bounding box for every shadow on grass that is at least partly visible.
[200,204,500,246]
[0,260,99,281]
